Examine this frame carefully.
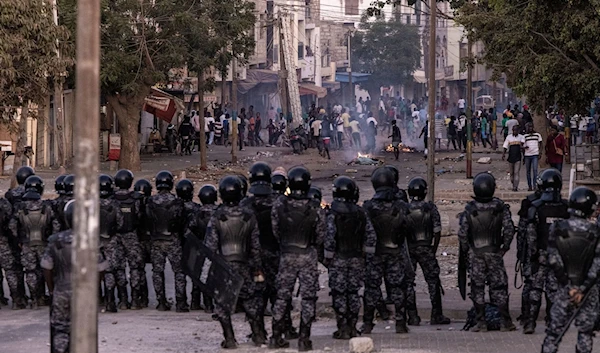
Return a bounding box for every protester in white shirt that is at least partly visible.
[523,123,543,191]
[204,113,215,145]
[458,98,466,112]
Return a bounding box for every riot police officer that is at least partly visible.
[6,166,35,205]
[384,165,408,202]
[176,179,199,218]
[271,171,288,195]
[146,171,188,312]
[542,187,600,353]
[270,166,327,351]
[133,178,152,308]
[113,169,145,310]
[523,169,569,334]
[50,175,69,231]
[405,177,450,325]
[9,175,60,308]
[0,194,18,308]
[457,172,516,332]
[98,174,126,312]
[324,176,376,339]
[42,200,108,353]
[515,177,541,325]
[184,184,218,312]
[362,167,409,334]
[307,186,322,207]
[204,175,264,348]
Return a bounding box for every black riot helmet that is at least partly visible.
[24,175,45,195]
[133,179,152,197]
[238,175,249,197]
[408,177,428,201]
[472,172,496,202]
[271,173,288,194]
[352,185,360,203]
[288,166,311,196]
[537,168,562,202]
[249,162,272,195]
[55,175,66,195]
[64,200,75,229]
[99,174,115,198]
[16,166,35,185]
[568,187,598,218]
[63,175,75,197]
[385,165,400,184]
[155,170,174,191]
[219,175,243,205]
[114,169,134,190]
[371,167,396,191]
[198,184,217,205]
[175,179,194,201]
[307,186,322,202]
[332,176,357,202]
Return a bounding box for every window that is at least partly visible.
[273,44,279,64]
[298,42,304,59]
[406,15,410,25]
[345,0,359,16]
[305,1,311,19]
[259,15,265,39]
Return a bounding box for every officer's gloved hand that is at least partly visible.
[569,287,584,305]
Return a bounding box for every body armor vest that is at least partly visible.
[532,201,569,252]
[115,193,136,233]
[406,203,433,247]
[99,203,117,239]
[53,231,73,291]
[277,199,318,253]
[134,196,151,241]
[215,209,254,263]
[253,201,278,252]
[554,222,599,286]
[148,200,178,240]
[466,202,504,254]
[332,203,366,258]
[19,208,48,244]
[365,200,404,254]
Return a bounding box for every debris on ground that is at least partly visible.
[477,157,492,164]
[347,154,383,166]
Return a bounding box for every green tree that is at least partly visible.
[0,0,72,185]
[352,12,421,108]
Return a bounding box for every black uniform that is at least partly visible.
[516,191,540,324]
[98,197,126,310]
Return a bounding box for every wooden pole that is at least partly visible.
[466,37,473,179]
[231,58,238,163]
[426,0,436,202]
[72,0,100,349]
[198,71,207,170]
[51,0,66,168]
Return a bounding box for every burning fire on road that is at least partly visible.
[385,143,416,153]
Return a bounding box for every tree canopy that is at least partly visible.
[0,0,72,110]
[455,0,600,113]
[352,12,421,103]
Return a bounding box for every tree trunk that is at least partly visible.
[11,104,29,188]
[55,79,66,167]
[198,70,207,171]
[107,91,148,171]
[367,88,380,116]
[533,105,549,168]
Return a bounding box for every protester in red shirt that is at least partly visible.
[545,126,566,172]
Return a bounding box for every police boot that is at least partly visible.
[283,300,299,339]
[268,319,290,349]
[219,318,238,349]
[156,294,170,312]
[105,289,117,313]
[117,286,130,310]
[430,287,451,325]
[407,309,421,326]
[499,305,516,332]
[130,289,143,310]
[360,306,376,334]
[332,313,349,340]
[250,317,268,346]
[176,298,190,313]
[203,294,214,314]
[11,296,27,310]
[376,299,390,321]
[347,315,359,338]
[470,304,487,332]
[518,294,530,325]
[297,320,313,352]
[190,286,202,311]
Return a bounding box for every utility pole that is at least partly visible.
[426,0,436,202]
[278,18,290,132]
[279,12,303,127]
[51,0,66,167]
[72,0,100,350]
[198,71,207,170]
[231,59,238,163]
[347,30,354,108]
[466,36,473,179]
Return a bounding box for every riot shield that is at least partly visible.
[458,245,467,300]
[182,236,244,314]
